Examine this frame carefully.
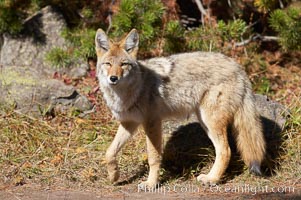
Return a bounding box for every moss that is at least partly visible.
[0,68,37,87]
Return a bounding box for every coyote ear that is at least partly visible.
[123,29,139,58]
[95,29,110,56]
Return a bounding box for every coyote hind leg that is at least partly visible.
[196,108,232,185]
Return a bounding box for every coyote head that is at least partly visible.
[95,29,139,86]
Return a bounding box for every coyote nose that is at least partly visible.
[109,76,119,83]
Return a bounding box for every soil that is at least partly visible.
[1,183,300,200]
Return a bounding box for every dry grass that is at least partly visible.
[0,93,300,193]
[275,95,301,182]
[0,107,114,189]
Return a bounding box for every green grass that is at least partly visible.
[45,47,73,68]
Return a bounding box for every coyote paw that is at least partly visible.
[108,170,120,183]
[138,180,158,190]
[196,174,218,186]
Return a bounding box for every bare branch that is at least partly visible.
[279,0,284,9]
[227,0,232,7]
[106,14,112,34]
[235,38,253,47]
[235,34,279,47]
[194,0,208,17]
[106,0,115,34]
[259,36,280,42]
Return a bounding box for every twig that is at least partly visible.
[235,37,253,47]
[227,0,232,7]
[106,13,112,34]
[279,0,284,9]
[258,36,279,42]
[106,0,116,34]
[194,0,212,25]
[64,129,74,164]
[194,0,208,17]
[234,34,279,47]
[13,110,37,121]
[245,20,260,31]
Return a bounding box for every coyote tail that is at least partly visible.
[233,90,266,175]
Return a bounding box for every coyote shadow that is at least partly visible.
[161,115,284,182]
[114,164,148,186]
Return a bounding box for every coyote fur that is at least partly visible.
[95,28,266,188]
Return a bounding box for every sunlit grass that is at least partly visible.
[0,92,300,190]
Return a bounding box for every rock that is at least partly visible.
[0,66,93,117]
[74,95,93,112]
[0,5,86,74]
[254,94,289,131]
[69,63,89,79]
[0,6,93,117]
[0,6,67,75]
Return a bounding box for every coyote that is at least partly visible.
[95,29,266,188]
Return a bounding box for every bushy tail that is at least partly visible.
[233,90,266,175]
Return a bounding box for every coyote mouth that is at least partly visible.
[108,81,118,85]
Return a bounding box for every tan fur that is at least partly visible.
[95,29,266,188]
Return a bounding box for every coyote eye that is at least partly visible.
[121,62,129,66]
[121,62,132,67]
[102,62,111,66]
[121,62,131,70]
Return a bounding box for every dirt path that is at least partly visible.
[1,184,300,200]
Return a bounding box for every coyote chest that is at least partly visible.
[99,83,145,123]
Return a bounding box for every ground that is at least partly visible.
[1,182,300,200]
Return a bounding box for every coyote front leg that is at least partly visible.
[139,120,162,188]
[105,122,139,183]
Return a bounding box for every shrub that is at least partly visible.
[269,7,301,51]
[45,47,72,68]
[217,19,248,43]
[163,20,186,53]
[110,0,165,57]
[61,28,96,59]
[0,1,25,35]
